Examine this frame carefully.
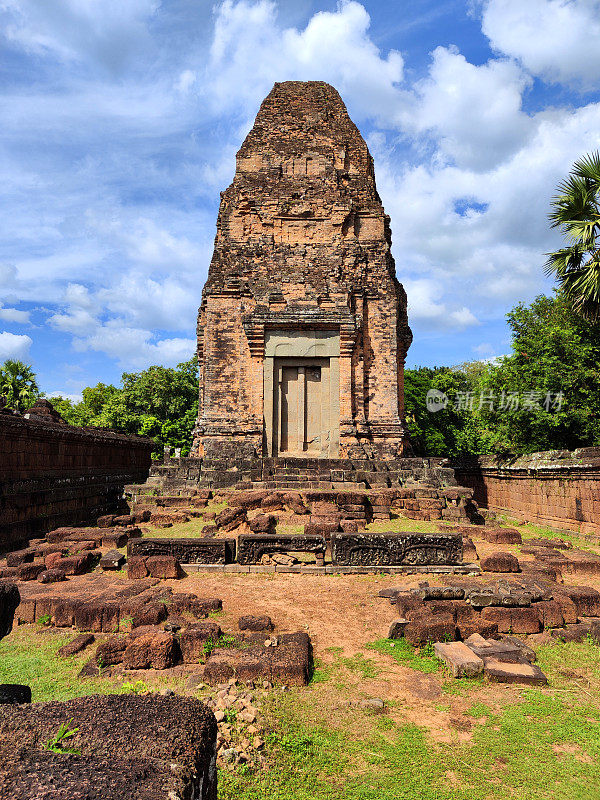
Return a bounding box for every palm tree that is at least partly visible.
[0,359,39,412]
[545,151,600,321]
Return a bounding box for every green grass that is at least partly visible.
[365,515,441,534]
[497,514,600,553]
[219,686,600,800]
[365,638,442,674]
[3,625,600,799]
[0,626,190,701]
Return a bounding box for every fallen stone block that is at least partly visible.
[215,506,247,531]
[145,555,181,579]
[481,553,521,573]
[533,600,565,628]
[484,658,547,685]
[101,531,129,549]
[99,549,126,571]
[481,606,542,634]
[404,610,457,646]
[95,636,128,666]
[127,556,149,579]
[123,631,178,669]
[555,586,600,617]
[203,631,311,685]
[57,633,96,657]
[37,568,66,584]
[97,515,116,527]
[17,563,45,581]
[238,615,274,632]
[6,549,35,567]
[248,514,277,534]
[464,633,532,663]
[58,553,93,576]
[179,622,222,663]
[434,641,484,677]
[131,602,168,628]
[0,694,217,799]
[479,528,522,545]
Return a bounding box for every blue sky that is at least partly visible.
[1,0,600,400]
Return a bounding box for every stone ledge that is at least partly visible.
[180,563,480,575]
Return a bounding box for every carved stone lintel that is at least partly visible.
[237,534,326,565]
[330,532,462,567]
[128,537,236,565]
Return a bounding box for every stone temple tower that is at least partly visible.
[192,81,412,462]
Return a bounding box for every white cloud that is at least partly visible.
[0,331,33,361]
[77,323,195,369]
[204,0,407,121]
[1,0,160,71]
[404,278,480,329]
[480,0,600,88]
[47,390,83,403]
[411,47,533,170]
[0,304,30,323]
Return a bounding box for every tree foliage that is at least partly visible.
[405,293,600,456]
[545,150,600,321]
[52,358,198,457]
[0,359,40,411]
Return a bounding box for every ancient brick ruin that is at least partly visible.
[193,81,412,463]
[0,400,154,550]
[455,448,600,537]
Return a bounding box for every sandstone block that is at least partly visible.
[123,631,178,669]
[37,568,66,584]
[128,556,149,579]
[434,641,484,677]
[145,555,181,579]
[481,553,521,573]
[180,623,222,663]
[481,606,542,634]
[484,658,547,685]
[238,615,274,632]
[404,610,456,646]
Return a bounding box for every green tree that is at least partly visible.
[545,151,600,321]
[473,294,600,453]
[0,359,40,411]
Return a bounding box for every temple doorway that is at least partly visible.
[274,357,333,457]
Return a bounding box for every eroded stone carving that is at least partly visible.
[128,537,236,565]
[237,534,326,565]
[330,532,463,567]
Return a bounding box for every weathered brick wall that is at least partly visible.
[454,448,600,535]
[0,412,153,549]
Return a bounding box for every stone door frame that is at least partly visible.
[264,330,340,458]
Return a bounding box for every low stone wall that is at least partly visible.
[0,410,153,550]
[454,448,600,536]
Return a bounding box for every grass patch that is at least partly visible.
[219,683,600,800]
[0,626,190,702]
[365,516,441,534]
[365,638,441,674]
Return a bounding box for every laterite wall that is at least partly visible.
[454,448,600,536]
[0,412,153,549]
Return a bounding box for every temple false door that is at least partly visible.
[275,357,333,457]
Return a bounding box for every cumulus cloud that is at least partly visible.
[410,47,533,170]
[479,0,600,88]
[0,304,30,323]
[0,331,33,361]
[2,0,600,383]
